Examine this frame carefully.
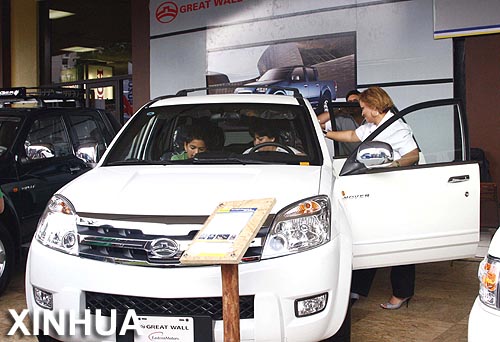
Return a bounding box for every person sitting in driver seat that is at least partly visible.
[243,119,302,154]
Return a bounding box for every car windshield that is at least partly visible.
[258,68,293,82]
[0,116,22,158]
[104,102,322,166]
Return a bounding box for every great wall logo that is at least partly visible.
[156,1,179,24]
[156,0,243,24]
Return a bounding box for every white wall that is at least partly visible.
[149,0,453,109]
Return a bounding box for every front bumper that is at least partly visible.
[468,297,500,341]
[26,234,349,342]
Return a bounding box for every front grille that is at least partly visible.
[76,215,272,267]
[85,292,255,320]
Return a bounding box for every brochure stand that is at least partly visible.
[181,198,276,342]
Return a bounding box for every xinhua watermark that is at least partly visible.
[8,309,142,337]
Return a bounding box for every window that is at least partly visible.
[291,67,304,82]
[0,117,21,158]
[105,103,321,166]
[25,116,72,160]
[401,102,466,164]
[67,112,107,161]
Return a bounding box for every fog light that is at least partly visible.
[295,293,328,317]
[33,287,53,310]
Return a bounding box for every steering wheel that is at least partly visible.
[248,142,294,154]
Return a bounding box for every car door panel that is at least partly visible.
[334,99,480,269]
[336,162,479,269]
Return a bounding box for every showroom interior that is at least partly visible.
[0,0,499,341]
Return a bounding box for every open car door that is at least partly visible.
[334,99,480,269]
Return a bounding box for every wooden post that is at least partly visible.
[221,264,240,342]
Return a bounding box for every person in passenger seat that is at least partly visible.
[171,124,208,160]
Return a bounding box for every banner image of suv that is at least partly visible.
[25,88,479,341]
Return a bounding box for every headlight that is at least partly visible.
[262,196,330,259]
[35,194,79,255]
[478,256,500,309]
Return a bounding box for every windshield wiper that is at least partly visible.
[105,159,160,166]
[192,152,268,165]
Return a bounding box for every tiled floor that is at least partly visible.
[0,243,488,342]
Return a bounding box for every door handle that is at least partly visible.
[448,175,470,183]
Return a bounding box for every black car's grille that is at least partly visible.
[85,291,255,320]
[76,215,272,267]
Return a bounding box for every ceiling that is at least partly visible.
[48,0,131,70]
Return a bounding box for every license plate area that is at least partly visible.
[117,315,213,342]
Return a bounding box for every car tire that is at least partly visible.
[0,222,14,296]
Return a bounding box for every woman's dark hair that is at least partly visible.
[183,123,206,144]
[181,120,225,150]
[249,119,279,139]
[345,89,360,100]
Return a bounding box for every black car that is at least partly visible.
[0,87,121,294]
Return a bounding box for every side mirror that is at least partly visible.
[356,141,393,168]
[76,142,98,166]
[25,143,55,160]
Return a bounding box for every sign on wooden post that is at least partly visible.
[180,198,276,342]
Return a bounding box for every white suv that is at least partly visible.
[26,90,480,342]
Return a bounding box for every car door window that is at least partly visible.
[401,102,466,165]
[0,116,21,158]
[291,67,304,82]
[66,112,107,162]
[340,99,467,176]
[25,116,72,160]
[305,67,316,82]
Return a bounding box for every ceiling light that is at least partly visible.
[61,46,99,53]
[49,9,75,20]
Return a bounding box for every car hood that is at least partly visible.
[60,165,322,216]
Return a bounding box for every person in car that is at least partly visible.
[325,86,419,167]
[0,188,4,214]
[171,124,208,160]
[317,89,360,130]
[243,119,302,154]
[325,86,419,310]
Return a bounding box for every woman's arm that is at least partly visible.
[325,130,360,143]
[0,197,4,214]
[393,148,419,167]
[317,112,330,129]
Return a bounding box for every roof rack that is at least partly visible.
[150,85,303,103]
[0,87,85,108]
